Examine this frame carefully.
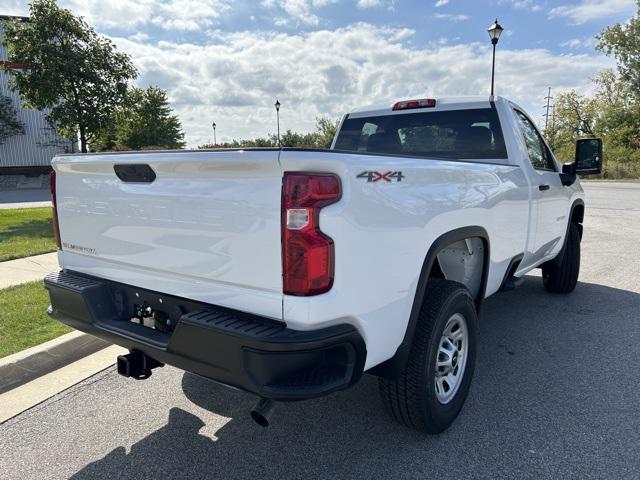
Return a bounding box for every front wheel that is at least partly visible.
[542,222,581,294]
[378,279,478,434]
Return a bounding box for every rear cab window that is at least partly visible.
[334,108,508,161]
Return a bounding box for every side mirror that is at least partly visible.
[560,162,576,186]
[575,138,602,175]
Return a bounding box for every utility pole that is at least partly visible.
[548,104,556,149]
[543,87,553,134]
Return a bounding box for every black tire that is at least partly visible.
[542,222,580,294]
[378,279,478,434]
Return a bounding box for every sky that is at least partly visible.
[0,0,637,147]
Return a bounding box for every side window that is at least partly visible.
[334,121,378,151]
[514,110,556,171]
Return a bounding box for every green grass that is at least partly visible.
[0,281,71,358]
[0,207,56,262]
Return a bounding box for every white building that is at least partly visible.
[0,15,75,183]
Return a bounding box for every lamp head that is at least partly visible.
[488,18,504,45]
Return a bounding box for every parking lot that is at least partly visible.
[1,182,639,480]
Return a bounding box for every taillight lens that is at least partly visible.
[50,170,61,249]
[392,98,436,110]
[282,173,341,296]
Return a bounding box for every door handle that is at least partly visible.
[538,184,550,191]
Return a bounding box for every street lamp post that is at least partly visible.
[274,99,281,147]
[212,121,216,146]
[487,18,504,97]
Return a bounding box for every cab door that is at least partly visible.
[513,109,568,264]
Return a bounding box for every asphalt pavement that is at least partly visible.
[1,181,639,479]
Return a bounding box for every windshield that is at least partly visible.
[334,108,508,160]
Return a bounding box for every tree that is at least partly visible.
[197,116,340,149]
[0,94,24,144]
[547,2,640,178]
[93,86,185,151]
[2,0,137,152]
[597,0,640,99]
[593,69,640,151]
[548,77,640,178]
[315,116,340,148]
[546,90,598,156]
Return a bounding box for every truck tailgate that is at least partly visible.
[53,149,283,320]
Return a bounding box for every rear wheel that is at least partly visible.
[379,279,477,434]
[542,222,580,294]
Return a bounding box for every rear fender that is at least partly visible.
[370,226,490,378]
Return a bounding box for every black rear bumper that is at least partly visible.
[44,271,366,400]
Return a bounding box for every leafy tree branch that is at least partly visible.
[1,0,137,153]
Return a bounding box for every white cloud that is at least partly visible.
[509,0,542,11]
[357,0,383,7]
[357,0,396,9]
[434,0,450,6]
[0,1,27,16]
[35,0,233,31]
[561,38,583,48]
[433,13,470,21]
[261,0,336,25]
[560,37,597,49]
[106,24,611,147]
[550,0,636,25]
[128,32,151,43]
[497,0,541,12]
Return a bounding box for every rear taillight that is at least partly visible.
[392,98,436,110]
[50,170,61,249]
[282,173,341,296]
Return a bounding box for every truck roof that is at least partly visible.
[348,95,504,118]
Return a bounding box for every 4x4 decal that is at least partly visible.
[357,171,404,183]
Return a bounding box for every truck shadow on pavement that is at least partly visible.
[69,276,640,479]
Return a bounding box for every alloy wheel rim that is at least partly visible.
[434,313,469,404]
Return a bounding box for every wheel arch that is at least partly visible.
[369,226,490,379]
[570,199,585,239]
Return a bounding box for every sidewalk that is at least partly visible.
[0,252,59,289]
[0,250,117,414]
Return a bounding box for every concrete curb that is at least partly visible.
[0,331,109,395]
[0,201,51,210]
[0,345,127,424]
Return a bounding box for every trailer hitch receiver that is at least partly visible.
[117,350,164,380]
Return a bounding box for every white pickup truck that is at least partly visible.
[45,96,602,433]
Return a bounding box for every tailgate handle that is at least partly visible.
[114,164,156,183]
